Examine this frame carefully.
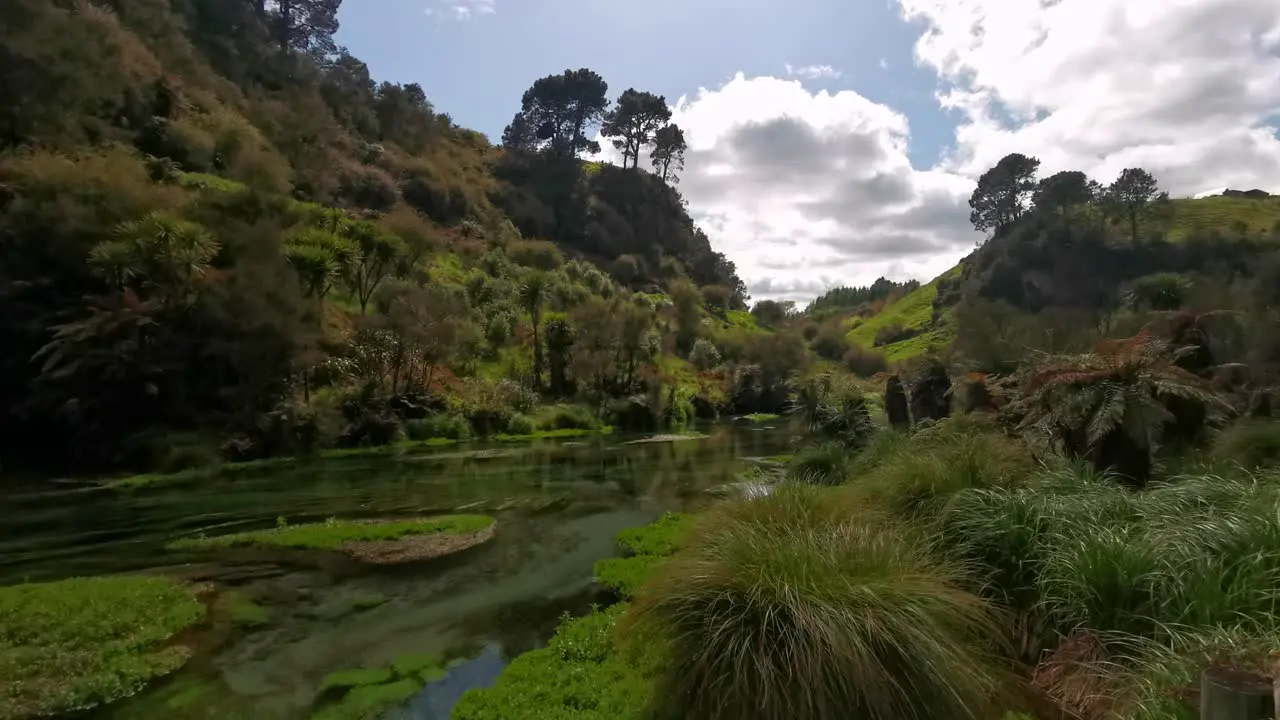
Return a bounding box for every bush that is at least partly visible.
[405,414,471,441]
[533,404,599,431]
[507,239,563,270]
[842,346,888,377]
[874,322,917,347]
[505,412,536,436]
[626,484,1012,720]
[688,339,721,370]
[809,321,851,361]
[787,441,853,485]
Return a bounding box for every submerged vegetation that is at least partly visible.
[0,576,204,718]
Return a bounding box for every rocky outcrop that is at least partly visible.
[884,375,910,430]
[908,362,952,425]
[1222,188,1272,199]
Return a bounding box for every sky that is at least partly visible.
[337,0,1280,304]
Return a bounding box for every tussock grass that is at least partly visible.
[1210,418,1280,471]
[849,416,1036,518]
[626,484,1014,720]
[944,463,1280,644]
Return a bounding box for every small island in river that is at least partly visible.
[168,515,497,565]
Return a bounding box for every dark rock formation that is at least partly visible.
[909,362,951,425]
[884,375,910,430]
[1222,188,1272,199]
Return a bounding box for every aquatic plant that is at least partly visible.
[313,653,447,720]
[614,512,696,557]
[0,575,204,717]
[626,484,1013,720]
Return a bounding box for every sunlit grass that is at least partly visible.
[626,484,1014,720]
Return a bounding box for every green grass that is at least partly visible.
[177,171,249,193]
[740,413,781,423]
[627,484,1013,720]
[723,309,760,331]
[615,512,696,557]
[313,653,447,720]
[1165,195,1280,241]
[0,575,205,718]
[844,268,959,361]
[593,556,666,599]
[167,515,494,552]
[451,605,658,720]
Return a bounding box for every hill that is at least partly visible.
[838,186,1280,367]
[0,0,786,477]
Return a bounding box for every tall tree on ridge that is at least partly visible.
[651,123,688,184]
[968,153,1041,236]
[1106,167,1166,243]
[602,89,671,169]
[510,69,609,158]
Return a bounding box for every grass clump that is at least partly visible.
[217,590,270,629]
[452,605,656,720]
[1210,418,1280,470]
[168,515,493,552]
[0,575,205,717]
[740,413,781,422]
[849,415,1035,518]
[625,484,1013,720]
[614,512,696,557]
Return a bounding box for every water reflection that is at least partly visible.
[2,422,794,719]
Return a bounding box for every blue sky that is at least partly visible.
[336,0,956,168]
[336,0,1280,303]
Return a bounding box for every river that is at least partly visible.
[0,420,792,719]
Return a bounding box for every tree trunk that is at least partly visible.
[531,309,543,390]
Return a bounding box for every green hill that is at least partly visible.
[1166,195,1280,241]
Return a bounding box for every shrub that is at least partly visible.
[787,441,853,485]
[505,412,536,436]
[810,321,851,360]
[688,339,721,370]
[405,414,471,441]
[533,404,599,431]
[842,345,889,377]
[507,239,563,270]
[874,322,917,347]
[626,484,1012,720]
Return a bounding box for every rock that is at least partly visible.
[908,362,952,425]
[884,375,910,430]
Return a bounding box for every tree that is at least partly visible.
[376,284,472,392]
[1032,170,1093,227]
[512,69,609,157]
[518,271,551,389]
[1106,167,1165,243]
[968,153,1041,235]
[342,221,406,315]
[283,228,353,304]
[544,318,576,396]
[602,89,671,170]
[89,213,221,308]
[267,0,342,55]
[500,111,538,152]
[751,299,795,327]
[650,124,688,183]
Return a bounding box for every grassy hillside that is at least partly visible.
[844,267,959,362]
[1166,195,1280,241]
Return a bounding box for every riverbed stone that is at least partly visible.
[340,523,496,565]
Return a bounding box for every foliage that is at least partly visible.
[168,515,493,551]
[969,152,1041,234]
[0,576,204,718]
[1210,419,1280,470]
[616,512,697,557]
[1005,333,1229,484]
[626,484,1013,720]
[451,605,656,720]
[313,653,447,720]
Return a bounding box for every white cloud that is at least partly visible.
[899,0,1280,196]
[879,58,889,70]
[784,63,844,80]
[590,74,980,304]
[426,0,495,20]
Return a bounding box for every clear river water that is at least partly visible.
[0,421,793,719]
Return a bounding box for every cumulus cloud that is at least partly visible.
[784,63,844,80]
[426,0,495,21]
[899,0,1280,196]
[591,74,979,304]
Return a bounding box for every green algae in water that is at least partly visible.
[313,653,448,720]
[217,590,271,629]
[167,514,494,552]
[0,575,204,718]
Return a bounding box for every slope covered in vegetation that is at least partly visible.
[0,0,800,480]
